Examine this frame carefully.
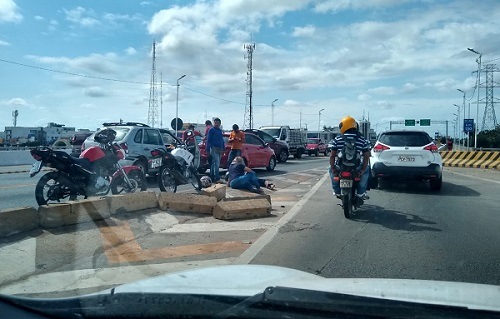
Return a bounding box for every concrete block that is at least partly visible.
[213,198,271,220]
[38,203,72,228]
[200,184,226,201]
[224,193,272,205]
[158,193,217,214]
[70,198,111,221]
[0,207,39,237]
[108,191,158,215]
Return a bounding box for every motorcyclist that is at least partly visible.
[329,116,371,200]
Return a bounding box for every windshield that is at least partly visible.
[2,0,500,317]
[260,128,281,139]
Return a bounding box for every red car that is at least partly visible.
[198,132,277,172]
[306,138,329,156]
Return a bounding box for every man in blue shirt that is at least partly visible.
[329,116,371,200]
[206,117,225,182]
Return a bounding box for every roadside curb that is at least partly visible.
[440,151,500,169]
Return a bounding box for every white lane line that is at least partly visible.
[445,170,500,185]
[0,238,37,286]
[0,258,236,295]
[234,172,329,265]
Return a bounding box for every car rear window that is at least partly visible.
[379,132,431,147]
[96,127,129,142]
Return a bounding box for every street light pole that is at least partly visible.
[453,104,460,148]
[318,108,325,133]
[457,89,466,148]
[175,74,186,134]
[271,99,278,126]
[453,113,459,145]
[468,48,481,150]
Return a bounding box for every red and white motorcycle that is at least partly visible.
[30,128,147,206]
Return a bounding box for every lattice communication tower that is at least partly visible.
[243,43,255,129]
[147,41,159,128]
[479,63,499,130]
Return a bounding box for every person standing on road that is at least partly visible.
[203,120,212,141]
[227,124,245,167]
[206,117,224,183]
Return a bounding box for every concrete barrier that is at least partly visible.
[440,151,500,169]
[0,207,39,237]
[1,188,274,237]
[0,149,71,166]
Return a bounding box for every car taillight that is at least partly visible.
[151,150,162,157]
[424,144,438,153]
[373,143,390,152]
[32,154,42,161]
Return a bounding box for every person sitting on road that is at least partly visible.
[227,156,275,193]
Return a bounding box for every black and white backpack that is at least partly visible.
[337,135,361,167]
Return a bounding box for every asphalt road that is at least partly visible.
[251,166,500,286]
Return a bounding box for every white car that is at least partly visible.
[370,130,443,191]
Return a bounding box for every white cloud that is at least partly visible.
[84,87,108,98]
[125,47,137,56]
[64,7,100,27]
[0,40,10,46]
[367,86,397,95]
[292,25,315,37]
[314,0,412,13]
[34,15,44,21]
[26,53,120,75]
[0,0,22,23]
[358,94,371,101]
[6,97,28,106]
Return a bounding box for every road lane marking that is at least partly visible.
[234,172,330,265]
[99,220,252,264]
[158,221,276,233]
[445,170,500,185]
[0,183,36,189]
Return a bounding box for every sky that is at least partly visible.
[1,0,500,137]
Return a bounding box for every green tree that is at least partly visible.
[477,126,500,148]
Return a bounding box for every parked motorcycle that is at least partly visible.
[30,128,147,206]
[151,130,201,193]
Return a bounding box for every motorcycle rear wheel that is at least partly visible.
[111,170,148,195]
[35,171,77,206]
[158,167,177,193]
[342,192,353,219]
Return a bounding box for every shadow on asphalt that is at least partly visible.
[350,204,442,232]
[374,180,480,197]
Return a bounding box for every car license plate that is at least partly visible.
[340,179,352,188]
[151,158,162,169]
[29,161,42,177]
[398,156,415,162]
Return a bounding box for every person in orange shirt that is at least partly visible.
[227,124,245,167]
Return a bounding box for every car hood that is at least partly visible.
[99,264,500,311]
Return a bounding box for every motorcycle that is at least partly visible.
[333,138,364,219]
[151,130,201,193]
[29,128,147,206]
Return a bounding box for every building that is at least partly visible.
[3,123,76,146]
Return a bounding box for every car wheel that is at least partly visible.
[278,150,288,163]
[369,175,378,189]
[315,150,319,156]
[266,156,277,171]
[324,149,329,156]
[430,176,442,192]
[133,159,148,175]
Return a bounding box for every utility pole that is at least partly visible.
[481,64,499,131]
[12,110,18,127]
[147,41,159,127]
[244,43,255,129]
[271,98,278,126]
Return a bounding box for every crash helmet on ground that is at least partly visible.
[200,176,212,188]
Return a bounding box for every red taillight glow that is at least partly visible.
[340,171,352,178]
[151,150,162,157]
[424,144,438,153]
[120,143,128,151]
[373,143,390,152]
[32,154,42,161]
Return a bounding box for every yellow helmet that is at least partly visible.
[339,116,357,134]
